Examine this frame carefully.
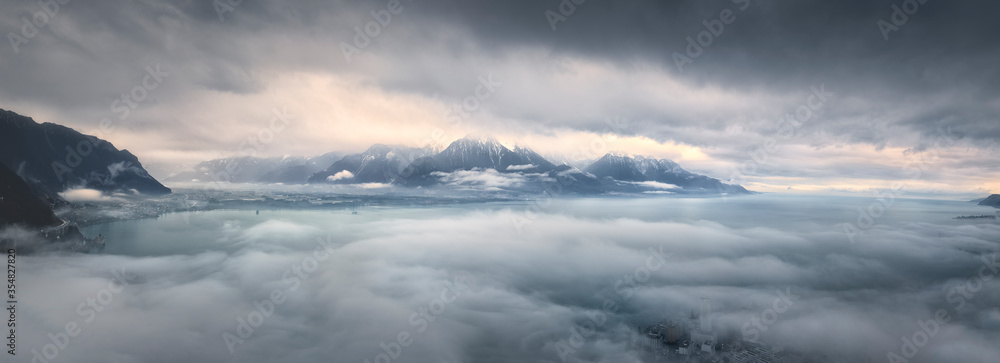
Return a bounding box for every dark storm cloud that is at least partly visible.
[314,0,1000,138]
[0,0,996,188]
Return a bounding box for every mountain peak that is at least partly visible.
[440,136,510,157]
[587,153,644,181]
[605,151,632,158]
[364,144,401,156]
[451,135,503,147]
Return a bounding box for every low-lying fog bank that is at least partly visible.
[10,196,1000,362]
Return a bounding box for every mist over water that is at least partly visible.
[14,194,1000,362]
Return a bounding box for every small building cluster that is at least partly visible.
[631,298,807,362]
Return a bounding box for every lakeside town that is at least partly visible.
[630,299,816,362]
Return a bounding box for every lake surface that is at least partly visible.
[80,193,999,257]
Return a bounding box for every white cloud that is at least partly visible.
[327,170,355,181]
[505,164,536,171]
[635,181,679,190]
[431,169,525,189]
[107,161,143,179]
[58,188,119,202]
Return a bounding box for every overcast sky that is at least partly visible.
[1,0,998,195]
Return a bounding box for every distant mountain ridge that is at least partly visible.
[178,136,749,195]
[979,194,1000,208]
[308,144,432,184]
[585,153,750,194]
[166,153,343,184]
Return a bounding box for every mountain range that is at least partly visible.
[165,136,751,195]
[0,107,752,243]
[0,108,750,222]
[167,135,750,195]
[585,154,750,194]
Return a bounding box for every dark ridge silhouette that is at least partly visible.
[0,108,170,196]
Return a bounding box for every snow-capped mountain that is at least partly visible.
[583,153,647,182]
[585,153,749,194]
[307,144,433,184]
[398,136,560,186]
[390,137,749,194]
[510,145,558,172]
[430,136,557,172]
[170,136,750,195]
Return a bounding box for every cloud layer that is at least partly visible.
[13,195,1000,362]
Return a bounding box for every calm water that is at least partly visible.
[81,193,998,256]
